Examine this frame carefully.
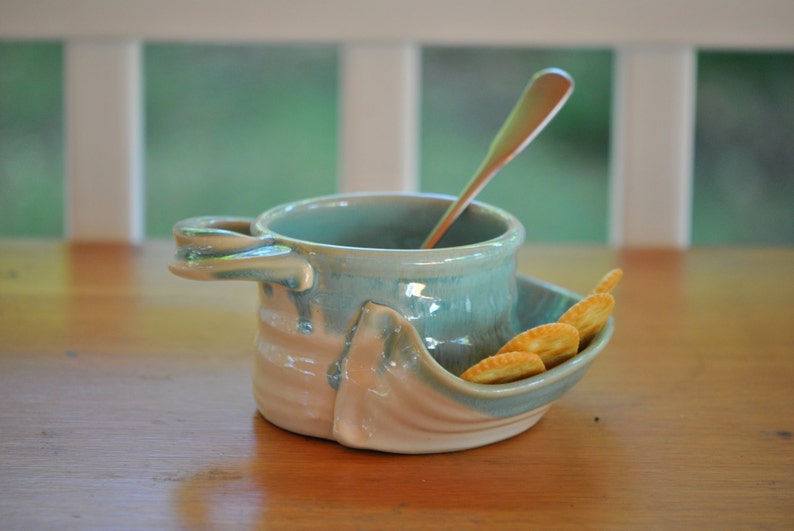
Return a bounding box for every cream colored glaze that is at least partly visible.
[251,286,562,453]
[252,284,340,440]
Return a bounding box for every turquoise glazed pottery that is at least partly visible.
[169,193,612,453]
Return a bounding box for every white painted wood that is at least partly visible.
[3,0,793,245]
[340,44,420,192]
[2,0,793,48]
[65,41,143,242]
[609,47,696,248]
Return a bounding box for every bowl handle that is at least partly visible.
[168,216,314,291]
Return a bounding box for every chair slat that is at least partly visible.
[609,47,696,248]
[65,40,143,242]
[339,44,420,193]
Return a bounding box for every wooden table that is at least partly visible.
[1,241,792,529]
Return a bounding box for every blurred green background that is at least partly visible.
[1,42,792,244]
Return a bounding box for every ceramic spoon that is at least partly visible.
[421,68,574,249]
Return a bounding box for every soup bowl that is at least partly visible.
[169,192,612,453]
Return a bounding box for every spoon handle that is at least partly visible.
[421,68,574,249]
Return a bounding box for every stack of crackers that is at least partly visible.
[460,268,622,385]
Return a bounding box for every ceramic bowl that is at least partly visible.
[170,193,613,453]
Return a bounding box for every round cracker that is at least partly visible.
[460,351,546,384]
[558,292,614,351]
[592,268,623,294]
[496,322,580,368]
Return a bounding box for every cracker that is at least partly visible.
[460,351,546,384]
[592,268,623,294]
[496,322,580,369]
[558,292,614,351]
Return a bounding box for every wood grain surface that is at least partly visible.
[1,241,792,529]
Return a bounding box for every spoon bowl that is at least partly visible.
[422,68,574,249]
